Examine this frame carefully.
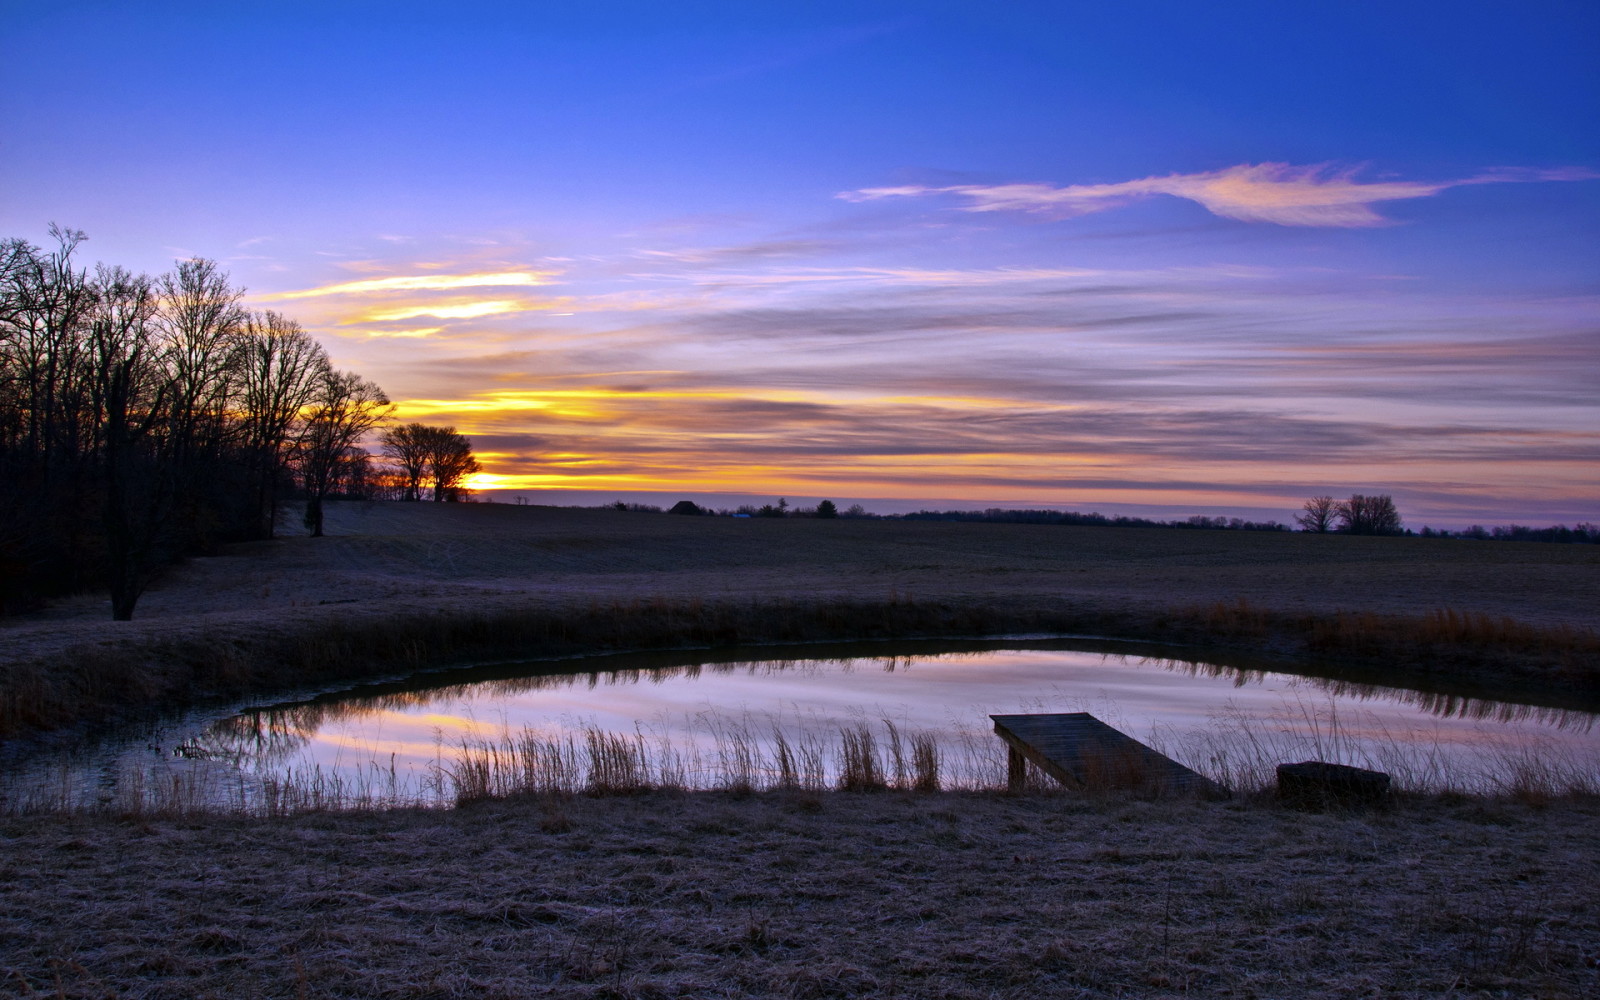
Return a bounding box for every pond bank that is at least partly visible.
[3,592,1598,745]
[4,790,1595,999]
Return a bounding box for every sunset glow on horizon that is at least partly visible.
[4,2,1596,526]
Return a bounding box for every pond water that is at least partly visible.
[8,638,1597,810]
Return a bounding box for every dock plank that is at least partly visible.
[991,712,1228,798]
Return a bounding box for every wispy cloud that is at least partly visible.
[261,270,559,300]
[363,299,533,321]
[357,326,444,339]
[634,240,835,265]
[840,162,1593,227]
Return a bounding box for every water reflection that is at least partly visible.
[1151,657,1596,731]
[207,645,1596,765]
[11,640,1596,811]
[175,643,1599,792]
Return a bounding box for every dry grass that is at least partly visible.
[1,791,1595,999]
[4,504,1595,996]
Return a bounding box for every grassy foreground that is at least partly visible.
[3,791,1596,999]
[4,504,1597,998]
[1,501,1597,741]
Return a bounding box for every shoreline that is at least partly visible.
[5,502,1597,744]
[4,592,1598,747]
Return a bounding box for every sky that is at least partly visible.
[3,1,1597,526]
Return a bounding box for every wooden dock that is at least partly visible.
[991,713,1229,799]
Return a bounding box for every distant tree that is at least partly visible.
[843,503,868,518]
[380,422,431,501]
[1296,495,1338,533]
[815,499,838,519]
[328,445,379,499]
[1335,494,1403,536]
[418,425,479,502]
[668,500,704,515]
[293,369,392,537]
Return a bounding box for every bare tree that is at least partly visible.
[235,311,328,536]
[1,229,400,616]
[0,228,101,602]
[1295,495,1338,533]
[380,422,432,501]
[88,264,169,620]
[1335,494,1403,536]
[2,225,97,475]
[293,369,393,537]
[421,425,480,502]
[156,258,245,463]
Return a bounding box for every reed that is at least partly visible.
[910,731,942,792]
[837,723,885,792]
[584,728,651,795]
[770,725,798,789]
[5,697,1594,818]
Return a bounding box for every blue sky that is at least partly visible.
[4,1,1596,525]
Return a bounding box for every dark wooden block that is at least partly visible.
[1276,760,1391,809]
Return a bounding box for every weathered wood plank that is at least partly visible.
[991,712,1229,798]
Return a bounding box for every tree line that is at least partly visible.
[0,228,477,619]
[895,508,1290,531]
[643,497,1592,544]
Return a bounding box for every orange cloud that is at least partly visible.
[261,270,559,300]
[362,299,528,321]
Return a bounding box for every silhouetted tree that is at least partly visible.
[0,227,99,600]
[1296,495,1338,533]
[235,311,328,536]
[1,228,394,617]
[294,369,392,537]
[816,499,838,519]
[380,422,431,501]
[156,258,245,471]
[1336,494,1403,536]
[90,263,170,619]
[420,425,479,502]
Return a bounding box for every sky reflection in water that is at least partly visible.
[198,647,1598,794]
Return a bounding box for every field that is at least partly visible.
[3,502,1598,997]
[2,501,1597,741]
[3,791,1597,999]
[19,500,1600,629]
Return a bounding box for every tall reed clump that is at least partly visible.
[837,723,884,791]
[437,717,956,804]
[910,730,942,792]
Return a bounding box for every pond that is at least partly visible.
[7,637,1597,811]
